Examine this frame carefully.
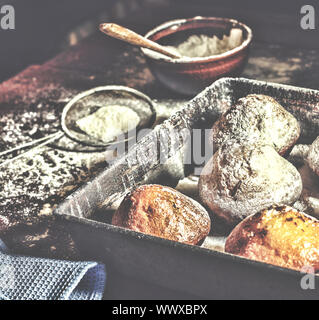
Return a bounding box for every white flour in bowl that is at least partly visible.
[167,28,243,58]
[156,28,243,59]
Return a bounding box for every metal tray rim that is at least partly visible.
[56,213,313,279]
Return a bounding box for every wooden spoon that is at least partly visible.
[99,23,182,59]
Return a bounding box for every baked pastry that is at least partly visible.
[287,144,310,168]
[199,141,303,226]
[225,206,319,271]
[308,136,319,177]
[295,163,319,218]
[112,184,211,245]
[210,94,300,155]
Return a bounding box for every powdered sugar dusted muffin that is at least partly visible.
[210,94,300,155]
[199,141,303,226]
[308,136,319,177]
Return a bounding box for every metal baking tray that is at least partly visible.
[54,77,319,299]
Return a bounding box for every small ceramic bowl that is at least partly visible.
[141,16,252,96]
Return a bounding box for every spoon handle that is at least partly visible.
[99,23,181,59]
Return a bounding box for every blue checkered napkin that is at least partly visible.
[0,239,106,300]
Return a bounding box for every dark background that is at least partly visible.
[0,0,319,83]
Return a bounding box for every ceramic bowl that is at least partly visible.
[141,16,252,96]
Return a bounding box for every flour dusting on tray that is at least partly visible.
[76,105,140,143]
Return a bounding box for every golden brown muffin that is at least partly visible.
[112,184,211,245]
[225,206,319,271]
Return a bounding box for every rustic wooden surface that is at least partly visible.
[1,29,319,298]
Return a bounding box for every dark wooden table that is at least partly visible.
[0,26,319,298]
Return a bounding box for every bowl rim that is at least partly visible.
[141,16,253,64]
